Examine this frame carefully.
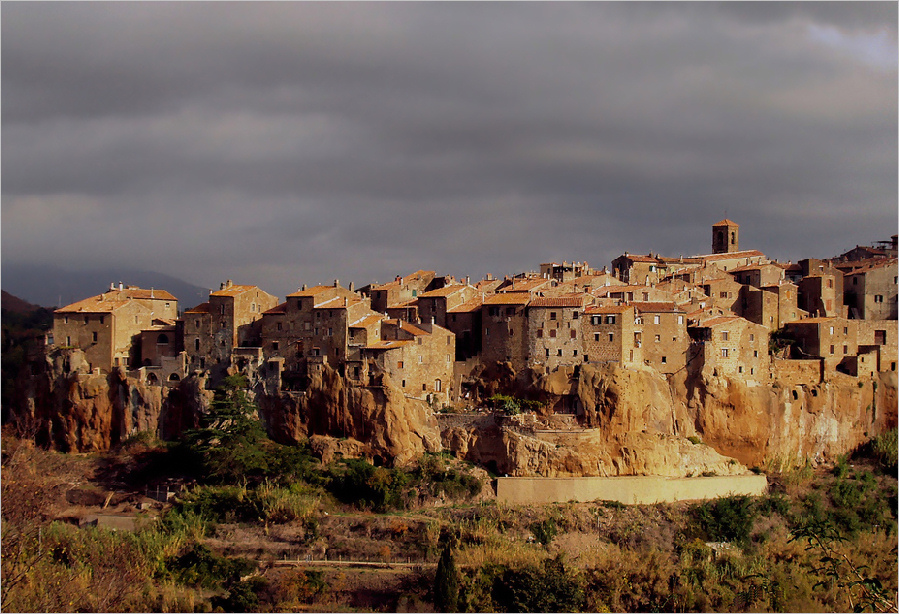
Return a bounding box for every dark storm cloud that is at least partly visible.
[2,2,896,299]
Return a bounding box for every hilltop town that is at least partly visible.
[48,219,897,409]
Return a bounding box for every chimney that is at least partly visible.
[118,281,124,291]
[333,279,339,288]
[110,282,116,291]
[150,288,155,298]
[344,297,348,307]
[302,284,307,291]
[226,280,232,288]
[349,282,355,292]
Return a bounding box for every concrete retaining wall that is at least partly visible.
[496,474,768,505]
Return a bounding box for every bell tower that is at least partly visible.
[712,219,739,254]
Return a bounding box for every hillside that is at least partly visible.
[1,263,211,309]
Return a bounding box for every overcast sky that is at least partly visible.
[3,2,896,301]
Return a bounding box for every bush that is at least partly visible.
[164,542,256,589]
[326,458,411,512]
[530,518,558,546]
[692,495,757,543]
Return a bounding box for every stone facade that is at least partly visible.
[712,219,739,254]
[844,259,898,321]
[783,317,859,373]
[526,295,589,369]
[689,314,770,381]
[53,285,178,373]
[581,304,642,366]
[481,292,531,370]
[632,302,688,374]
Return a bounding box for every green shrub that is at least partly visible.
[692,495,758,543]
[530,517,558,546]
[326,457,411,512]
[164,542,256,589]
[687,436,702,445]
[488,555,585,613]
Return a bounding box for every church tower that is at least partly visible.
[712,219,739,254]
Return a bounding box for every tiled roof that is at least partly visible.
[844,258,898,275]
[616,254,662,263]
[713,218,739,226]
[210,284,258,297]
[387,299,419,309]
[383,319,429,336]
[185,302,211,314]
[56,297,132,314]
[263,302,287,315]
[631,301,682,313]
[447,297,484,313]
[728,262,778,273]
[483,292,531,305]
[697,250,766,262]
[350,314,384,329]
[315,295,362,309]
[419,284,465,298]
[365,340,414,350]
[103,288,177,301]
[287,285,337,298]
[528,296,586,308]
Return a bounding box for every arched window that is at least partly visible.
[157,333,169,345]
[168,373,181,382]
[147,373,159,384]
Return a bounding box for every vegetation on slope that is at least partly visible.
[2,374,896,612]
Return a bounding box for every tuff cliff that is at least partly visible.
[9,348,897,476]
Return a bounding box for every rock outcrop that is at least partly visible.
[9,348,897,477]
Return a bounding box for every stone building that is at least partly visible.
[184,281,278,371]
[688,314,769,381]
[728,262,785,288]
[367,270,440,313]
[445,296,484,360]
[53,285,178,373]
[712,219,739,254]
[632,302,688,374]
[737,281,803,330]
[783,317,859,373]
[856,320,899,373]
[843,259,898,320]
[581,304,642,366]
[611,254,667,285]
[361,318,455,405]
[480,292,531,370]
[526,295,589,369]
[539,261,593,283]
[415,283,478,328]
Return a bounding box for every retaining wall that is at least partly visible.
[496,474,768,505]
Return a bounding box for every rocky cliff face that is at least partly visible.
[10,349,897,477]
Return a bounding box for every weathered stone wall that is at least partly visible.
[496,474,768,505]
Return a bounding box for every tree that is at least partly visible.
[182,375,269,483]
[434,543,460,612]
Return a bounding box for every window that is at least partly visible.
[436,379,442,392]
[829,326,834,335]
[875,295,884,303]
[545,349,550,357]
[402,380,406,388]
[721,348,729,358]
[549,311,557,321]
[273,341,280,351]
[843,327,848,335]
[749,334,754,342]
[196,320,200,329]
[422,384,427,391]
[570,330,577,339]
[398,361,404,369]
[608,333,614,342]
[550,329,556,338]
[92,332,98,343]
[485,327,489,337]
[738,366,743,373]
[277,322,283,331]
[64,316,69,324]
[418,355,423,363]
[195,339,200,351]
[653,315,660,325]
[509,329,514,336]
[573,311,579,320]
[830,345,835,355]
[573,350,578,356]
[722,331,729,341]
[655,335,661,342]
[875,330,887,344]
[100,317,104,324]
[753,350,758,357]
[489,306,499,316]
[314,327,319,335]
[661,356,667,364]
[557,349,562,356]
[678,315,683,325]
[827,279,833,289]
[157,334,169,345]
[506,307,515,316]
[537,329,544,338]
[606,315,616,325]
[843,345,848,354]
[594,333,601,342]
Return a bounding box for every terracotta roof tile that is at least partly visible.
[584,304,632,314]
[631,301,682,313]
[447,297,484,313]
[287,285,337,298]
[56,297,132,314]
[210,284,259,297]
[264,302,288,315]
[528,296,586,308]
[350,314,384,329]
[185,302,211,314]
[483,292,531,306]
[713,218,739,226]
[365,340,414,350]
[419,284,466,298]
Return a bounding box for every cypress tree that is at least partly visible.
[434,543,460,612]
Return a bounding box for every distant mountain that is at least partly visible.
[1,290,43,313]
[1,264,211,311]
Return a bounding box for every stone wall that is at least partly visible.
[496,474,768,505]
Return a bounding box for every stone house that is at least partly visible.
[611,254,667,285]
[445,296,484,360]
[539,261,594,283]
[782,317,859,373]
[631,302,688,374]
[581,304,642,366]
[688,314,770,381]
[525,295,589,369]
[480,292,531,370]
[361,318,455,405]
[183,281,278,370]
[798,271,843,318]
[728,262,785,288]
[699,275,743,315]
[494,274,553,294]
[53,285,178,373]
[416,283,479,328]
[843,259,898,320]
[737,281,803,330]
[367,270,440,314]
[856,320,899,373]
[592,283,671,304]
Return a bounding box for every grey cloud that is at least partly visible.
[2,2,896,300]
